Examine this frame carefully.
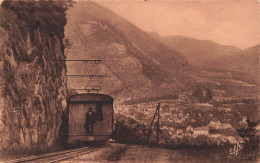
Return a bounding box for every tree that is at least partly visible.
[192,87,203,102]
[204,88,213,102]
[237,117,259,154]
[237,117,258,138]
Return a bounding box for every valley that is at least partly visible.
[63,2,259,152]
[0,0,259,161]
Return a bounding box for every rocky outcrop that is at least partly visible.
[0,0,70,155]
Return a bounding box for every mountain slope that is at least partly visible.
[218,44,260,80]
[149,33,259,82]
[65,1,195,101]
[149,33,241,66]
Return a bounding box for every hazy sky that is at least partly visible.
[0,0,259,48]
[97,0,260,49]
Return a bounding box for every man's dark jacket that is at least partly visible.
[86,111,96,124]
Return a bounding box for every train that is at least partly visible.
[67,93,114,142]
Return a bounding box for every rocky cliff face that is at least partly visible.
[0,1,70,155]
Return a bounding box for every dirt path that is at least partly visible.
[62,143,258,162]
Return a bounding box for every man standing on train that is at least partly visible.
[85,108,96,134]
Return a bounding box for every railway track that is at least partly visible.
[5,145,103,163]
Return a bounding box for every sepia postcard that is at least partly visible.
[0,0,259,162]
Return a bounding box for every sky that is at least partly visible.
[97,0,260,49]
[0,0,259,48]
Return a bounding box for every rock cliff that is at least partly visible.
[0,0,70,155]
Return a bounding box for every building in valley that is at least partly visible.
[193,126,209,136]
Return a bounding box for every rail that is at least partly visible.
[6,145,102,163]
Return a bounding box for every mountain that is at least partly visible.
[65,1,195,102]
[149,33,241,66]
[218,44,260,81]
[149,33,259,82]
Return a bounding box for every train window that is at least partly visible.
[95,103,103,121]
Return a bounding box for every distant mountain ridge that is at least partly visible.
[149,32,241,66]
[218,44,260,80]
[149,32,259,82]
[65,1,195,101]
